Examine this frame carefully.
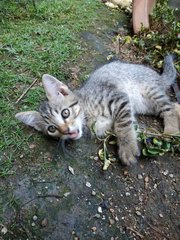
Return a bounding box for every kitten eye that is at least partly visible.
[61,108,70,119]
[48,125,56,133]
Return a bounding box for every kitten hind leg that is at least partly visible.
[175,103,180,127]
[163,103,180,134]
[146,87,180,134]
[162,107,179,134]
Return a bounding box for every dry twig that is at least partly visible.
[15,78,38,104]
[126,226,144,239]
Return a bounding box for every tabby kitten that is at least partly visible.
[16,55,180,165]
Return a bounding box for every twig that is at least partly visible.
[126,226,144,239]
[15,78,38,104]
[137,130,180,138]
[20,194,63,208]
[146,221,171,240]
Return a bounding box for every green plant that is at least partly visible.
[137,128,180,157]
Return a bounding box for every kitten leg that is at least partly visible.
[146,87,180,134]
[112,97,140,165]
[162,106,179,134]
[163,102,180,134]
[175,103,180,129]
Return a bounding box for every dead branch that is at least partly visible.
[15,78,38,104]
[126,226,144,239]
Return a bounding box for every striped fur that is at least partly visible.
[16,55,180,165]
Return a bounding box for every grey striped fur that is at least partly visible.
[16,55,180,165]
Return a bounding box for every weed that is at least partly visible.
[114,0,179,70]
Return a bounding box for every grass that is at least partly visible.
[0,1,123,230]
[0,0,121,168]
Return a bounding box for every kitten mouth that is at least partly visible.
[67,130,80,139]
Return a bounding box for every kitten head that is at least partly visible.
[15,74,84,140]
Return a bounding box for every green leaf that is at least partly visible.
[147,148,164,155]
[153,138,163,146]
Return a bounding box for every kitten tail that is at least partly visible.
[161,54,176,89]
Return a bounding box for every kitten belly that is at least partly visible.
[126,87,151,114]
[131,96,149,114]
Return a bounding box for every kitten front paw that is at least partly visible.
[118,141,140,166]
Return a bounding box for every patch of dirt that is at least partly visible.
[1,3,180,240]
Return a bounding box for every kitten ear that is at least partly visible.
[42,74,70,101]
[15,111,45,132]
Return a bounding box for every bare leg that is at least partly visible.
[133,0,156,33]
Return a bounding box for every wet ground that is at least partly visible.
[1,2,180,240]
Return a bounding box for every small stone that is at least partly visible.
[41,218,48,227]
[169,174,174,178]
[125,192,130,196]
[91,190,96,196]
[68,166,75,175]
[144,176,149,189]
[154,183,157,189]
[159,213,163,218]
[29,144,36,149]
[109,208,114,213]
[94,156,99,161]
[115,216,119,221]
[123,171,128,176]
[137,174,143,180]
[144,176,149,182]
[31,222,36,227]
[98,206,102,213]
[33,215,38,221]
[94,213,101,219]
[20,154,24,159]
[139,196,143,202]
[91,226,97,232]
[86,182,91,188]
[136,211,141,216]
[1,226,7,234]
[63,192,71,197]
[45,186,48,189]
[109,218,115,225]
[163,170,169,176]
